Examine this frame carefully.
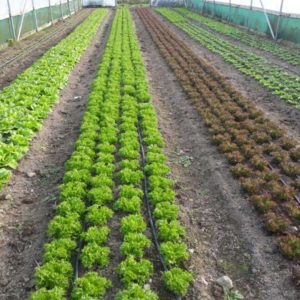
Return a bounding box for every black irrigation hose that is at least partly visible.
[138,127,182,300]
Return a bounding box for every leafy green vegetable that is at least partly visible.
[120,214,147,235]
[117,256,153,286]
[35,260,73,289]
[81,226,110,245]
[72,272,112,300]
[115,283,158,300]
[163,267,193,296]
[120,233,151,258]
[80,243,110,269]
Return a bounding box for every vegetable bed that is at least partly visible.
[155,8,300,111]
[29,8,192,299]
[0,9,108,191]
[136,6,300,269]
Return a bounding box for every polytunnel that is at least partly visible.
[0,2,300,300]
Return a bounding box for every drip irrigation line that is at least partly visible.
[138,127,181,300]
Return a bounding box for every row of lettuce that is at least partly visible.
[156,8,300,111]
[30,8,192,299]
[0,9,109,191]
[175,8,300,67]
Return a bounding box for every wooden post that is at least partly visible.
[48,0,53,24]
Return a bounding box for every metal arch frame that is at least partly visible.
[201,0,285,41]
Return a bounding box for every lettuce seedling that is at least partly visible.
[86,205,114,226]
[80,243,110,269]
[114,196,142,214]
[30,287,66,300]
[88,187,113,205]
[81,226,110,245]
[56,198,85,217]
[163,267,193,296]
[153,202,179,221]
[117,256,153,286]
[72,272,112,300]
[115,283,158,300]
[43,238,77,263]
[120,214,147,235]
[120,233,151,258]
[160,242,189,266]
[157,220,186,242]
[35,260,73,289]
[48,214,82,239]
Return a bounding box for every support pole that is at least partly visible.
[59,0,64,20]
[48,0,53,24]
[17,0,28,41]
[31,0,38,32]
[228,0,232,22]
[259,0,276,40]
[7,0,16,41]
[201,0,207,15]
[213,0,216,17]
[67,0,71,15]
[275,0,284,40]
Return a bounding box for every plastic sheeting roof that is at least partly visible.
[0,0,68,20]
[82,0,116,6]
[208,0,300,15]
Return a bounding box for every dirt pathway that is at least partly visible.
[0,9,93,90]
[0,11,113,299]
[132,9,300,300]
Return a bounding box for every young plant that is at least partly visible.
[71,272,112,300]
[163,267,193,296]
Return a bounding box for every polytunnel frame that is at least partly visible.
[5,0,83,42]
[201,0,285,40]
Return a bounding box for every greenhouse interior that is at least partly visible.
[0,0,299,299]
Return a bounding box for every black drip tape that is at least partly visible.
[138,127,182,300]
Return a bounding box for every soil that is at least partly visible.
[132,9,300,300]
[152,10,300,143]
[0,9,94,90]
[0,10,113,299]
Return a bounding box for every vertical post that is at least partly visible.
[213,0,216,17]
[259,0,276,40]
[228,0,232,22]
[275,0,284,40]
[59,0,64,20]
[67,0,71,15]
[48,0,53,24]
[7,0,17,41]
[201,0,207,15]
[17,0,28,41]
[31,0,38,31]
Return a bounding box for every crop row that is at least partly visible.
[30,7,192,299]
[0,9,108,192]
[155,8,300,111]
[136,8,300,264]
[175,7,300,67]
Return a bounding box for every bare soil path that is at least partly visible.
[0,8,94,90]
[132,9,300,300]
[0,11,113,299]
